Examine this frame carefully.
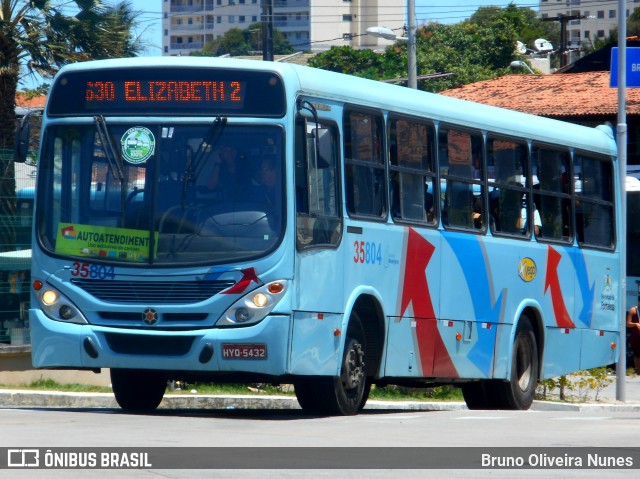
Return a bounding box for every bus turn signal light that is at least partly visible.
[268,282,284,294]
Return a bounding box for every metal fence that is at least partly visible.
[0,117,39,349]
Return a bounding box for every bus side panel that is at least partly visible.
[290,311,343,375]
[570,247,619,332]
[437,232,503,378]
[433,319,497,378]
[488,242,575,380]
[291,245,346,375]
[568,247,620,371]
[542,327,581,378]
[580,330,618,370]
[384,317,429,377]
[384,227,442,377]
[294,249,345,313]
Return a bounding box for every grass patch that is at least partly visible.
[0,379,111,393]
[0,379,463,401]
[370,385,463,401]
[168,382,294,396]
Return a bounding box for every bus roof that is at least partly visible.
[51,57,617,158]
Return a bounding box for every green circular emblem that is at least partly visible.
[121,127,155,164]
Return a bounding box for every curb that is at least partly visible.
[531,399,640,412]
[0,390,467,411]
[2,390,640,412]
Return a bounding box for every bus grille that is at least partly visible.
[70,279,236,304]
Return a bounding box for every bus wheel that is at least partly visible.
[294,314,370,415]
[110,368,167,411]
[461,380,502,410]
[500,318,539,410]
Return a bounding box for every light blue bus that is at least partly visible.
[18,57,622,414]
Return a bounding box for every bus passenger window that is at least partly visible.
[487,137,528,237]
[439,126,484,231]
[344,110,386,218]
[388,117,436,224]
[532,146,571,242]
[574,153,614,247]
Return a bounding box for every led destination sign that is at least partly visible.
[48,68,286,117]
[85,80,243,104]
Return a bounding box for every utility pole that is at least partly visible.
[542,14,582,68]
[616,0,627,403]
[407,0,417,89]
[261,0,274,61]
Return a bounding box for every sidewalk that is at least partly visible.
[1,375,640,412]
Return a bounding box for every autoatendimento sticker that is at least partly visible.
[120,127,156,164]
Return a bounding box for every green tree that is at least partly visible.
[194,23,294,57]
[309,4,553,92]
[308,46,387,79]
[1,0,144,251]
[600,6,640,48]
[628,7,640,37]
[468,2,559,52]
[310,20,520,92]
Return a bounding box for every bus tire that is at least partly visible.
[461,380,502,410]
[110,368,167,411]
[294,314,370,415]
[499,317,538,410]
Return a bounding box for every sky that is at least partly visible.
[128,0,540,56]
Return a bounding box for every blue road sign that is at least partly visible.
[610,47,640,87]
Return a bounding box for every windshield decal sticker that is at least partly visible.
[120,126,155,164]
[56,223,157,262]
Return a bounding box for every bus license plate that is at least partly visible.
[221,344,267,359]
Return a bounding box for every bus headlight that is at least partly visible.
[216,280,288,327]
[35,284,88,325]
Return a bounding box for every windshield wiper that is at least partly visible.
[94,115,124,182]
[182,116,227,207]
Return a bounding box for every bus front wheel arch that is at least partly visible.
[294,312,371,415]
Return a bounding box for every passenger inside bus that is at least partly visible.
[519,199,542,237]
[198,145,246,202]
[472,195,483,229]
[247,157,278,206]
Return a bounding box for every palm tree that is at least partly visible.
[1,0,144,251]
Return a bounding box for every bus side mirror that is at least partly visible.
[15,120,31,163]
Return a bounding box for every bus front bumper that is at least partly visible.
[30,309,292,376]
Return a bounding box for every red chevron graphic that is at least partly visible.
[223,268,260,295]
[401,228,457,378]
[544,246,575,328]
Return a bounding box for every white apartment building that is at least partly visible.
[162,0,405,56]
[539,0,640,49]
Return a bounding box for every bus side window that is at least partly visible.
[531,146,571,241]
[344,110,386,218]
[388,117,436,224]
[487,137,528,236]
[439,127,484,230]
[295,117,342,249]
[574,153,614,248]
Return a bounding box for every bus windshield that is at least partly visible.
[36,121,284,265]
